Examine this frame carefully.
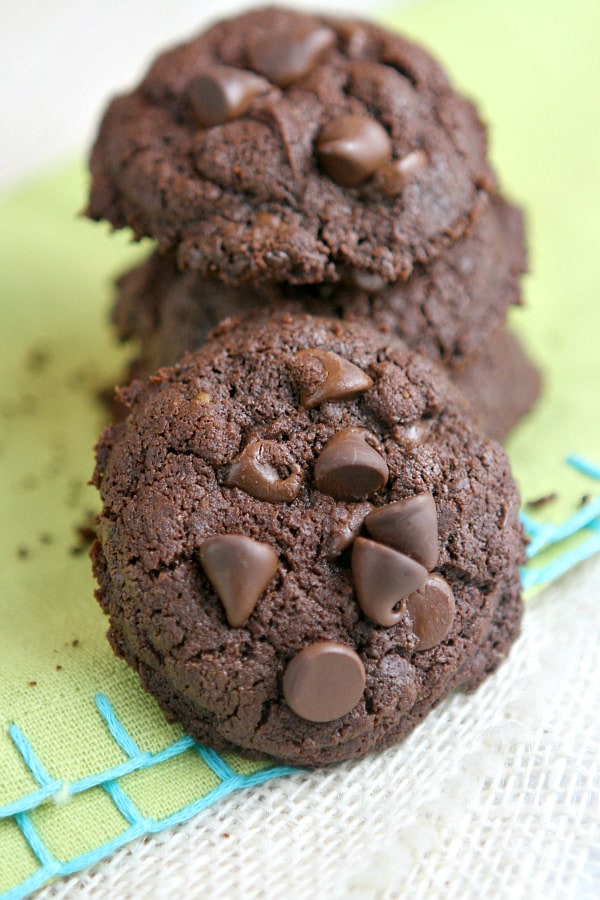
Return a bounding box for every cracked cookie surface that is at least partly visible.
[92,315,524,766]
[110,194,539,441]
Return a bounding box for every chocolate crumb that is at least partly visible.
[526,492,558,509]
[72,640,79,647]
[78,525,97,545]
[71,514,97,556]
[28,681,37,687]
[26,348,50,372]
[580,494,591,507]
[19,475,39,491]
[16,545,30,559]
[56,665,63,671]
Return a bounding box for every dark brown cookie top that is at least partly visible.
[87,6,496,285]
[113,193,525,373]
[93,314,524,766]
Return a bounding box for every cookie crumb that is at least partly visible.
[77,524,97,545]
[526,492,557,509]
[56,665,63,671]
[26,347,50,372]
[16,545,30,559]
[70,514,97,556]
[580,494,591,507]
[28,681,37,687]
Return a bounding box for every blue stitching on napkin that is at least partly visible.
[519,455,600,589]
[1,696,297,900]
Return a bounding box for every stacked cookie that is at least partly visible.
[90,7,540,441]
[88,7,531,766]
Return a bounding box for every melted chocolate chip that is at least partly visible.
[314,427,388,501]
[406,574,455,650]
[372,150,428,197]
[227,440,303,502]
[295,348,373,408]
[188,66,270,127]
[247,23,336,87]
[283,641,365,722]
[365,493,438,570]
[317,115,392,187]
[198,535,278,627]
[352,537,428,627]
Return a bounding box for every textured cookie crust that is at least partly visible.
[113,193,525,372]
[92,315,524,766]
[110,193,538,440]
[87,6,496,284]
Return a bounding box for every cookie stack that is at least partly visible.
[88,7,531,766]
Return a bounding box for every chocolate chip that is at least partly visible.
[198,534,278,627]
[295,348,373,408]
[317,115,392,187]
[283,641,365,722]
[364,493,438,570]
[525,492,558,510]
[352,537,428,626]
[372,150,428,197]
[247,23,336,87]
[406,574,455,650]
[188,66,270,127]
[227,440,303,502]
[314,427,388,501]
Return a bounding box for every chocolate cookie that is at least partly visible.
[92,314,524,766]
[113,193,525,371]
[110,194,538,439]
[87,6,496,284]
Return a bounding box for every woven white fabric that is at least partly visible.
[35,555,600,900]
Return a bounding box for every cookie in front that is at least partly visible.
[91,315,524,766]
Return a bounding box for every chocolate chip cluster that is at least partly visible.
[194,347,455,724]
[185,21,409,195]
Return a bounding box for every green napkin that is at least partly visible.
[1,0,599,895]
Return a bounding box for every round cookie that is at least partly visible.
[92,315,524,767]
[87,6,496,285]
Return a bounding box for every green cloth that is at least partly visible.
[1,0,599,893]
